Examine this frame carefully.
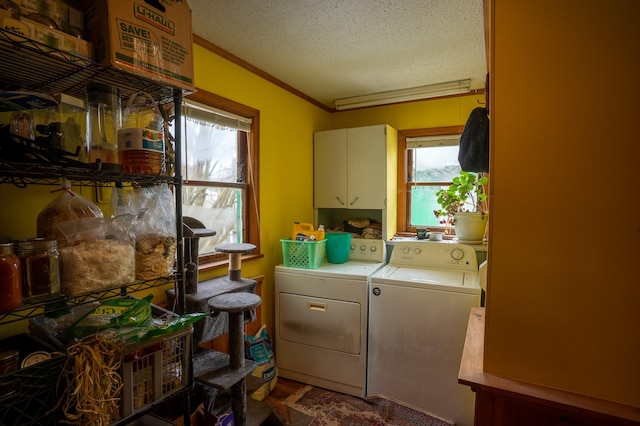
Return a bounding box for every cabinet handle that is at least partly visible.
[308,302,327,312]
[349,196,359,206]
[336,196,345,206]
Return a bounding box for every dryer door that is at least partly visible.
[279,292,361,354]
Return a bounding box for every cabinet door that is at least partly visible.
[314,129,348,208]
[347,125,387,208]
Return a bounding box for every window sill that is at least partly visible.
[394,231,456,240]
[390,235,488,250]
[197,252,264,273]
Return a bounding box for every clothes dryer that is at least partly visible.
[275,238,386,397]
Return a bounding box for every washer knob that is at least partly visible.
[451,248,465,260]
[413,248,422,254]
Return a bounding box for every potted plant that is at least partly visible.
[434,171,488,242]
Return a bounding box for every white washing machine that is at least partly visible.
[275,238,386,397]
[367,241,481,426]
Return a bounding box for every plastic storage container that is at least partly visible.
[86,82,122,170]
[118,326,191,418]
[325,232,351,264]
[119,92,165,175]
[29,301,192,421]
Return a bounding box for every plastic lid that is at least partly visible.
[133,95,150,107]
[21,351,51,368]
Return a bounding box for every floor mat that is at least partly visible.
[283,385,453,426]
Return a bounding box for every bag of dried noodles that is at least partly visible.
[56,214,136,296]
[130,183,177,281]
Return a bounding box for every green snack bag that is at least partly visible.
[66,294,153,338]
[118,312,207,344]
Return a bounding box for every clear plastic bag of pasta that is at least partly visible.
[57,214,136,296]
[131,183,177,280]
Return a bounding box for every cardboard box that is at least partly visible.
[82,0,194,91]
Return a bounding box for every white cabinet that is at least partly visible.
[314,124,397,209]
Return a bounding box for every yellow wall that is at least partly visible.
[485,0,640,407]
[0,43,484,339]
[182,44,484,336]
[330,94,483,130]
[2,1,638,412]
[187,44,332,334]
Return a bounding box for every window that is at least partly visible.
[177,90,260,263]
[397,127,463,233]
[408,134,462,228]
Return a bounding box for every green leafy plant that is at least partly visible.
[434,171,488,227]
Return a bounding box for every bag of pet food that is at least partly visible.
[244,324,278,401]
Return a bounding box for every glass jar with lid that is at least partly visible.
[0,243,22,312]
[0,349,19,375]
[17,239,60,300]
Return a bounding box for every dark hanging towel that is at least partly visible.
[458,107,489,173]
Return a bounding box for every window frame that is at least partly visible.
[396,126,464,235]
[182,89,261,268]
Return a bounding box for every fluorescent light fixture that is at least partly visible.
[334,79,472,110]
[406,134,461,149]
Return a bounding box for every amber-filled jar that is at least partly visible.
[17,239,60,300]
[0,243,22,312]
[0,349,19,375]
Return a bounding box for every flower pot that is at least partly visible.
[453,212,488,242]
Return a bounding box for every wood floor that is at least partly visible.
[167,377,306,426]
[262,377,308,425]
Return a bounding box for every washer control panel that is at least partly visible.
[389,242,478,271]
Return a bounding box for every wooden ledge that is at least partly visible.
[459,307,640,425]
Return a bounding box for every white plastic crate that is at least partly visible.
[29,300,193,422]
[119,323,192,418]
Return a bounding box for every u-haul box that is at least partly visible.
[81,0,194,91]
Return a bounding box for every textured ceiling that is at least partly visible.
[189,0,486,109]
